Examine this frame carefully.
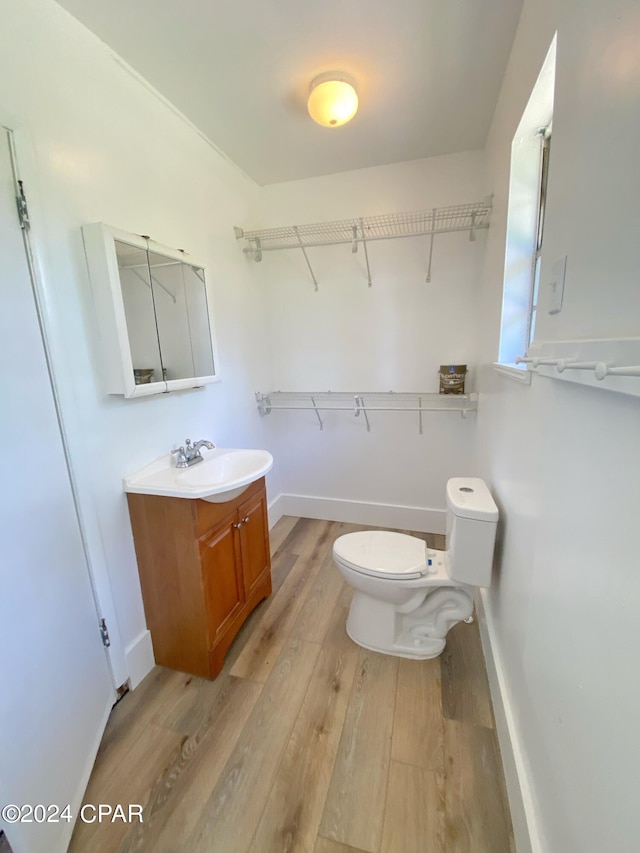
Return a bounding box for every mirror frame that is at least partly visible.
[82,223,220,398]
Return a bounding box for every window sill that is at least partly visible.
[493,362,532,385]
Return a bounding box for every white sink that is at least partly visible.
[124,448,273,502]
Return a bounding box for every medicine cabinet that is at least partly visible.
[82,224,219,398]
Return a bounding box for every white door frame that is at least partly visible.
[5,122,127,688]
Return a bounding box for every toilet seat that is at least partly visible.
[333,531,428,580]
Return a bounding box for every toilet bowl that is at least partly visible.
[333,478,498,659]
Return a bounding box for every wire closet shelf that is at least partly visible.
[235,198,491,288]
[255,391,478,433]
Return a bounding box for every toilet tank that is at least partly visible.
[446,478,498,587]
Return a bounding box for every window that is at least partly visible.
[497,36,556,370]
[528,130,551,347]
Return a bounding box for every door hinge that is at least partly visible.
[99,618,111,648]
[16,180,30,231]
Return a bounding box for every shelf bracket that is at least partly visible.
[310,396,324,430]
[359,218,373,287]
[253,237,262,262]
[351,223,373,286]
[129,267,177,303]
[425,208,436,283]
[255,391,272,415]
[354,395,371,431]
[293,226,319,291]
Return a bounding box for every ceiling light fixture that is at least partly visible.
[307,72,358,128]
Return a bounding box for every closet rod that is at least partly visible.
[258,404,473,412]
[241,223,487,255]
[255,391,478,429]
[517,355,640,380]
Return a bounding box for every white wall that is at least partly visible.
[476,1,640,851]
[0,0,281,685]
[259,153,486,527]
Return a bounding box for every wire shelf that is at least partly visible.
[255,391,478,432]
[236,200,491,254]
[235,198,491,289]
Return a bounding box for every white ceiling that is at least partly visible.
[56,0,523,186]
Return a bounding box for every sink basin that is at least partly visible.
[124,448,273,502]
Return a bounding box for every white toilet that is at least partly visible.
[333,478,498,659]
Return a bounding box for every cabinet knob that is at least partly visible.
[242,516,250,524]
[233,522,243,529]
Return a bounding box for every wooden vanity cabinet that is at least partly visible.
[127,476,271,679]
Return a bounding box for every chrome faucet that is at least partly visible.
[171,438,215,468]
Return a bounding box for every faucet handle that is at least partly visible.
[171,446,188,467]
[185,438,193,448]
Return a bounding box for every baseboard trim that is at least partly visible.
[268,493,446,534]
[476,589,542,853]
[267,493,286,530]
[125,629,155,689]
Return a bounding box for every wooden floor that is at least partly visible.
[70,517,514,853]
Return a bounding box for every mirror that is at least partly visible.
[82,224,218,397]
[116,241,164,386]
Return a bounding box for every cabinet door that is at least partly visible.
[238,489,270,598]
[199,520,244,645]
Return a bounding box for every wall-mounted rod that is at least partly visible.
[258,403,474,413]
[293,226,319,291]
[518,353,640,381]
[241,224,489,255]
[255,392,479,429]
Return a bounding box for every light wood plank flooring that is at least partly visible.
[70,517,514,853]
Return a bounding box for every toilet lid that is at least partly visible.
[333,531,427,579]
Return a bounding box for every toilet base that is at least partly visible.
[345,622,446,660]
[345,587,474,660]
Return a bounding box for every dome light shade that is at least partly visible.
[307,72,358,128]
